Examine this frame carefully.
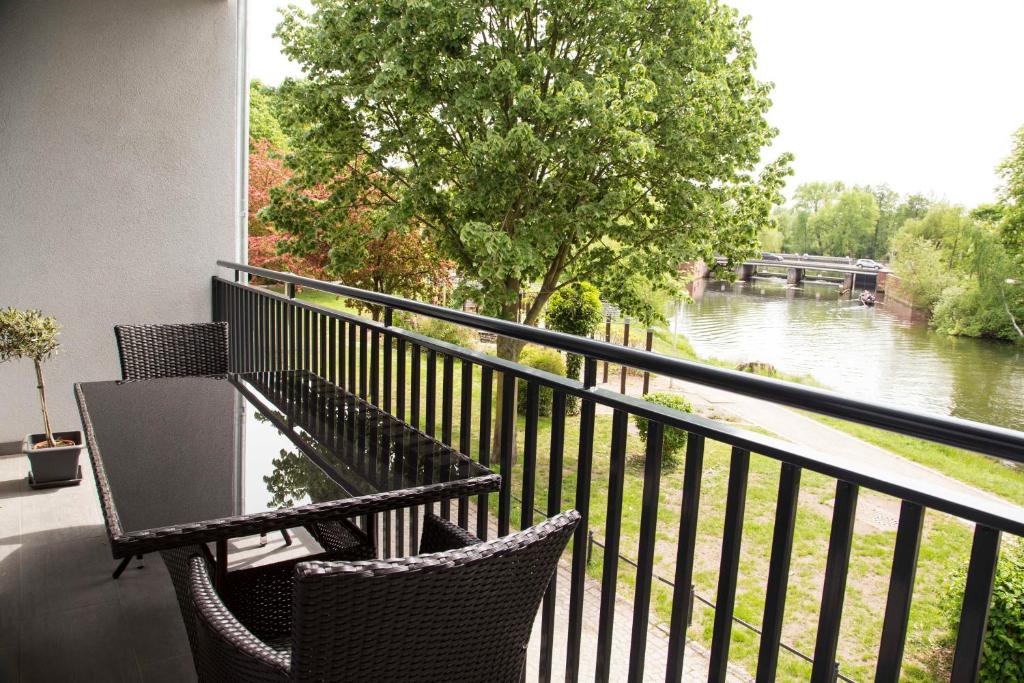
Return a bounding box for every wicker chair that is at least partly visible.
[161,510,580,683]
[114,322,230,381]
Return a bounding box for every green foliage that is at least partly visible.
[778,182,929,258]
[0,308,60,364]
[597,265,680,327]
[417,318,474,347]
[805,188,879,257]
[0,307,62,444]
[546,283,604,342]
[889,231,954,309]
[633,391,692,466]
[942,543,1024,681]
[249,80,289,151]
[998,124,1024,269]
[516,346,565,417]
[273,0,790,341]
[546,281,603,379]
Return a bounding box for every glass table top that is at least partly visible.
[77,370,492,536]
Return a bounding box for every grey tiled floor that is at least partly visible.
[0,451,743,682]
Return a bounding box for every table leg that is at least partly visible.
[215,539,228,590]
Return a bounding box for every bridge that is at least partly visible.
[712,255,891,290]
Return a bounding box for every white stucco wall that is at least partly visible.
[0,0,244,449]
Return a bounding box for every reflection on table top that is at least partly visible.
[76,370,493,539]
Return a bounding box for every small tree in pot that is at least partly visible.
[0,307,83,487]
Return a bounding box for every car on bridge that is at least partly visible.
[761,252,785,261]
[855,258,884,269]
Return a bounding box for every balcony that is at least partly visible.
[4,262,1023,682]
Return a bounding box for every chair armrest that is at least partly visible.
[187,555,291,682]
[419,513,482,554]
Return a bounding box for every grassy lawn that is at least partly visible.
[282,291,989,680]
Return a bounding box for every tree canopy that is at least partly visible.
[271,0,790,359]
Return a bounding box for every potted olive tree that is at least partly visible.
[0,307,83,488]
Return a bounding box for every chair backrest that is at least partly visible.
[114,322,229,381]
[290,510,580,682]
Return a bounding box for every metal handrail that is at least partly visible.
[218,260,1024,463]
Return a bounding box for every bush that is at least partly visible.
[942,543,1024,681]
[516,346,565,417]
[633,392,693,467]
[545,282,603,413]
[417,318,474,347]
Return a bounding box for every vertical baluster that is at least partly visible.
[303,307,312,371]
[347,320,356,393]
[595,409,629,682]
[395,337,407,553]
[383,308,393,413]
[950,525,1001,682]
[410,344,421,550]
[396,338,406,421]
[476,366,493,541]
[440,354,454,520]
[539,390,566,683]
[458,359,473,529]
[336,317,345,388]
[566,357,597,683]
[520,382,539,532]
[327,316,337,385]
[319,311,327,378]
[425,350,437,436]
[497,368,516,538]
[359,325,368,400]
[875,501,925,683]
[411,344,421,429]
[664,432,703,683]
[627,420,665,682]
[370,328,380,406]
[756,462,802,682]
[708,447,751,682]
[810,480,859,683]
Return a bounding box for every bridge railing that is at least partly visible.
[214,260,1024,682]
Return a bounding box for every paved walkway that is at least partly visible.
[601,369,1011,508]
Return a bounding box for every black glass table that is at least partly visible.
[75,369,499,577]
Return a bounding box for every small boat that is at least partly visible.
[859,291,877,307]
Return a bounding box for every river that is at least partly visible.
[670,277,1024,431]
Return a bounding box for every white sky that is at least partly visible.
[248,1,1024,207]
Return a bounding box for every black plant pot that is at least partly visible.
[23,430,83,489]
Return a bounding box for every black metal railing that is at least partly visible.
[214,261,1024,683]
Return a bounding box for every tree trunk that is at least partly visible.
[34,359,55,447]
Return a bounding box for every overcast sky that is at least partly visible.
[248,1,1024,207]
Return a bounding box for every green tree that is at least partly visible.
[998,124,1024,268]
[249,80,289,151]
[864,184,899,259]
[806,188,879,257]
[899,205,974,271]
[272,0,790,359]
[889,231,952,309]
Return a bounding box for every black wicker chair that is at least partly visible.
[162,510,580,683]
[114,322,230,381]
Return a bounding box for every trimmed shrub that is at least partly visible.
[942,543,1024,681]
[633,392,693,467]
[516,346,566,417]
[417,318,474,347]
[545,282,604,413]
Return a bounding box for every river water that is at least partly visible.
[670,277,1024,431]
